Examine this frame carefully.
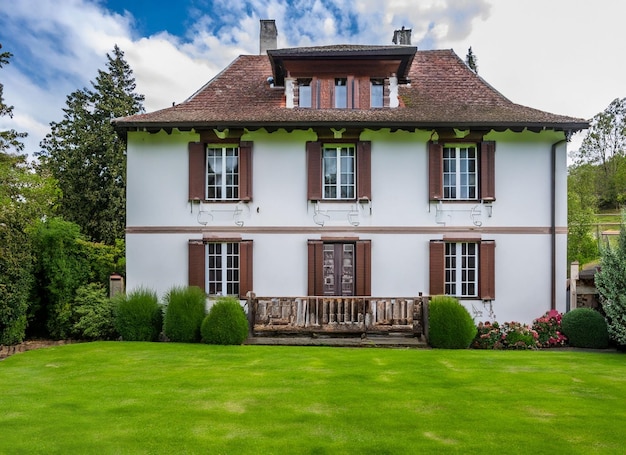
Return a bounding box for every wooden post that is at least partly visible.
[570,262,579,311]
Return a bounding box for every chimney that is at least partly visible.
[260,19,278,54]
[392,26,412,45]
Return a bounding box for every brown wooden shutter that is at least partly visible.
[355,240,371,296]
[352,78,360,109]
[311,77,319,109]
[307,141,323,201]
[188,240,205,291]
[480,141,496,201]
[429,240,445,296]
[357,141,371,200]
[239,240,253,298]
[188,142,205,201]
[307,240,323,296]
[428,142,443,200]
[239,141,253,201]
[479,240,496,300]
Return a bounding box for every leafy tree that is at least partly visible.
[0,45,27,153]
[0,46,59,344]
[572,97,626,209]
[595,214,626,346]
[38,45,144,244]
[567,163,599,266]
[465,46,478,73]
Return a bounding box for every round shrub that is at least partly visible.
[428,295,477,349]
[163,286,206,343]
[115,288,162,341]
[201,297,249,345]
[561,308,609,349]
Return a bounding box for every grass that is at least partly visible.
[1,343,625,454]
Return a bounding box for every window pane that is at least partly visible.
[335,78,347,108]
[299,82,311,108]
[371,80,383,108]
[323,145,355,200]
[207,242,240,296]
[206,147,239,200]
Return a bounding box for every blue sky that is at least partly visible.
[1,0,625,156]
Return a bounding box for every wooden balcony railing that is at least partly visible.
[248,295,428,338]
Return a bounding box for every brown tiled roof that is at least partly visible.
[113,47,588,133]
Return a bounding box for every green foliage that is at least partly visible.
[595,215,626,346]
[567,164,599,266]
[428,295,477,349]
[114,288,162,342]
[571,97,626,210]
[532,310,568,348]
[561,308,609,349]
[0,47,28,153]
[201,296,249,345]
[30,218,91,339]
[72,283,117,340]
[37,45,144,244]
[163,286,206,343]
[472,321,539,350]
[0,50,59,344]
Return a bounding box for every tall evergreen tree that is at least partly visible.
[595,214,626,346]
[38,45,144,244]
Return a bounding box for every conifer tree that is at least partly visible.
[38,45,144,244]
[595,215,626,346]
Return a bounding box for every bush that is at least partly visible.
[115,288,162,341]
[163,286,206,343]
[428,296,476,349]
[532,310,567,348]
[500,322,539,350]
[472,321,503,349]
[72,283,117,340]
[561,308,609,349]
[201,296,249,345]
[472,321,539,350]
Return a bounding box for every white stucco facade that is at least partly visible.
[125,126,569,324]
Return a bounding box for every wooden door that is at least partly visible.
[323,243,355,296]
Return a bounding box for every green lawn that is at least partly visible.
[1,342,624,454]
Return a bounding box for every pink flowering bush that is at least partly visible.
[472,321,504,349]
[532,310,568,348]
[472,321,539,350]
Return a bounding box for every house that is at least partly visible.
[113,20,588,334]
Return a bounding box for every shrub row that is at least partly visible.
[428,297,610,350]
[45,285,249,345]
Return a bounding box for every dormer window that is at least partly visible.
[299,79,312,108]
[371,79,384,108]
[334,78,347,108]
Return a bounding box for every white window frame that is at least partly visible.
[443,144,477,200]
[323,144,356,200]
[445,242,478,297]
[299,79,312,108]
[206,242,239,296]
[206,145,239,200]
[370,79,384,108]
[334,78,347,108]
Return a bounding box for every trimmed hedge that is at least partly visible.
[201,296,249,345]
[163,286,206,343]
[114,288,162,342]
[561,308,609,349]
[428,295,477,349]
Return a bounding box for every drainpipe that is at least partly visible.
[551,137,568,310]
